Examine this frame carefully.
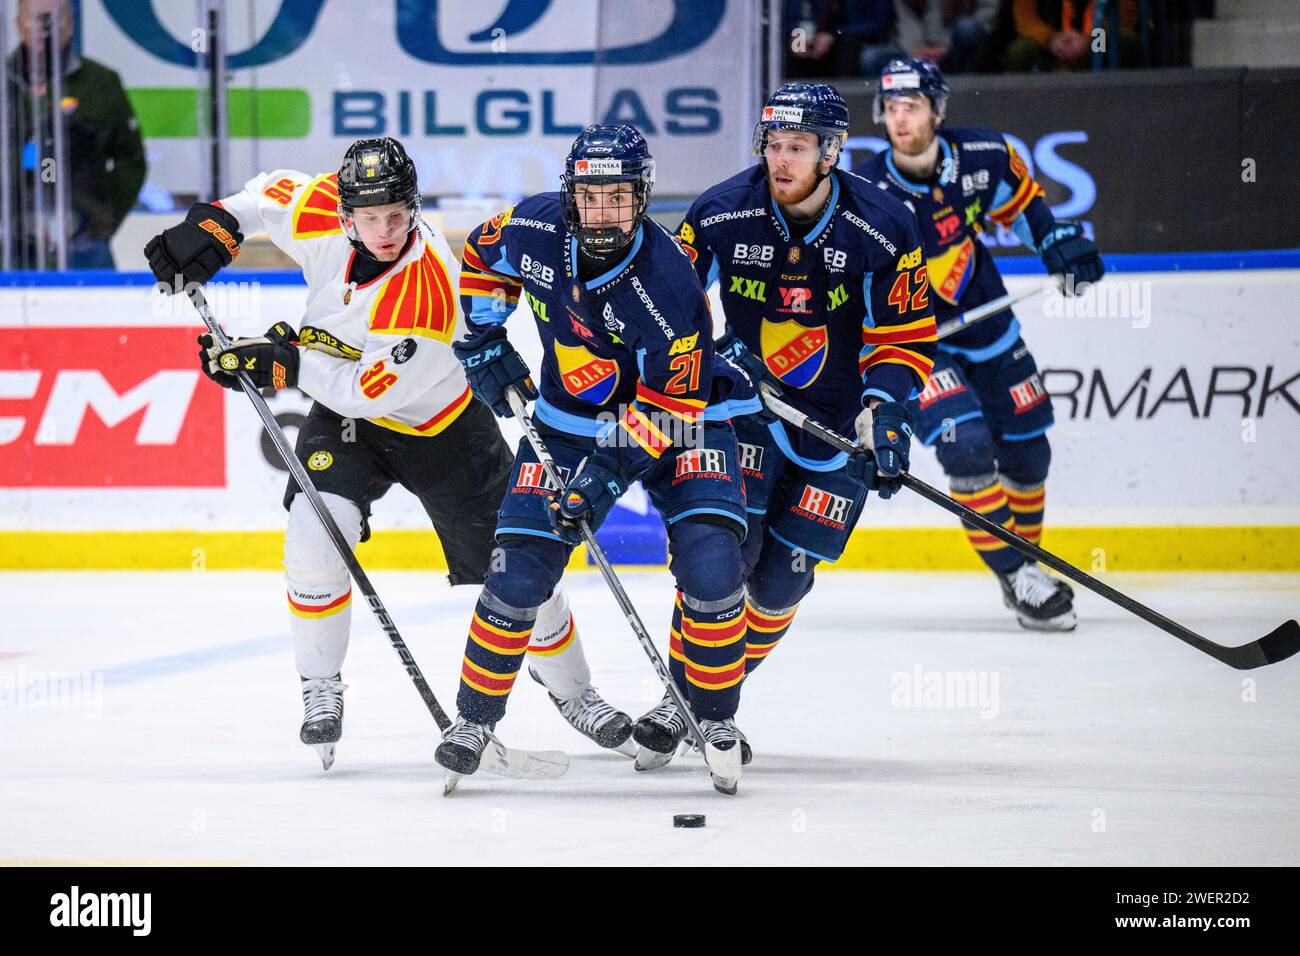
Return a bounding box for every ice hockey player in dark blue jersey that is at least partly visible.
[676,82,938,752]
[433,124,761,794]
[854,59,1104,631]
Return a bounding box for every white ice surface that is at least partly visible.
[1,570,1297,866]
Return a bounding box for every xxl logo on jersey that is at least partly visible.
[927,237,976,305]
[674,448,726,479]
[1010,373,1048,413]
[793,484,853,529]
[761,319,828,389]
[555,342,620,405]
[727,275,766,303]
[918,367,967,409]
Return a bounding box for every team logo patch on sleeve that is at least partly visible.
[307,451,333,471]
[390,337,418,364]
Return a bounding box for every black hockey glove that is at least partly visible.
[453,326,538,417]
[716,330,779,424]
[199,322,300,391]
[1040,222,1103,293]
[146,203,243,293]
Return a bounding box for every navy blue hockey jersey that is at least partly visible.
[460,192,758,483]
[677,166,937,464]
[853,126,1057,360]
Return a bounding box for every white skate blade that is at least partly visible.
[633,746,676,772]
[312,743,336,771]
[1016,609,1078,632]
[711,772,739,795]
[480,737,569,780]
[702,741,742,785]
[442,771,464,796]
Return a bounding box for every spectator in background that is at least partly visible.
[5,0,145,268]
[1005,0,1140,71]
[785,0,839,78]
[894,0,1001,73]
[833,1,904,77]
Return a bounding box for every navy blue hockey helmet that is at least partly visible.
[873,59,949,124]
[751,82,850,165]
[560,124,655,257]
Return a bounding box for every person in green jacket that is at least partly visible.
[5,0,145,269]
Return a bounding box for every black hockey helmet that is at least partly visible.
[337,137,421,257]
[560,124,655,258]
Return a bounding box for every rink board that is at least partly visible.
[1,259,1297,570]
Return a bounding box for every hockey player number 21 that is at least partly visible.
[665,350,702,395]
[360,360,398,399]
[887,267,930,314]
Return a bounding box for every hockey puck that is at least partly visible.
[673,814,706,828]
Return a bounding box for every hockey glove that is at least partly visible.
[453,326,538,418]
[199,322,300,391]
[146,203,243,293]
[716,330,779,424]
[853,400,914,499]
[1040,222,1103,293]
[547,456,624,545]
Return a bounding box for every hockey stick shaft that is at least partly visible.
[935,287,1041,341]
[505,389,725,764]
[762,388,1299,670]
[187,288,452,728]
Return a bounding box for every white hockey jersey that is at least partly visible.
[215,169,473,436]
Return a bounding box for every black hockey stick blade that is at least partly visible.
[1237,619,1300,670]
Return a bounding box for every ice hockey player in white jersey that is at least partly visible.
[144,137,632,769]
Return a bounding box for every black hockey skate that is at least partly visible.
[633,693,753,771]
[300,674,346,770]
[529,668,634,753]
[435,716,494,794]
[999,562,1077,631]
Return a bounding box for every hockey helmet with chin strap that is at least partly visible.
[752,82,850,175]
[873,58,950,124]
[560,124,655,258]
[337,137,421,259]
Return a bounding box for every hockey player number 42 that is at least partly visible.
[887,266,930,315]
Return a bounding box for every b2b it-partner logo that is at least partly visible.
[102,0,725,67]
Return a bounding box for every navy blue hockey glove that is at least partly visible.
[716,330,779,424]
[547,456,624,545]
[853,400,913,498]
[453,326,538,417]
[198,322,299,391]
[846,448,902,500]
[1040,222,1103,293]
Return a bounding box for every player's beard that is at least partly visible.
[890,122,937,158]
[767,164,820,206]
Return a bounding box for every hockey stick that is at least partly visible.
[935,287,1042,341]
[506,387,742,790]
[760,386,1300,671]
[186,288,567,780]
